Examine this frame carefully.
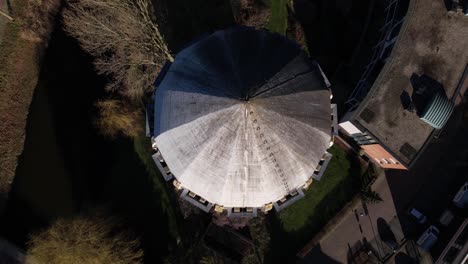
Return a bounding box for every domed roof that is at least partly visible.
[154,27,331,207]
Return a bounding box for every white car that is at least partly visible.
[417,225,440,251]
[453,182,468,208]
[408,208,427,224]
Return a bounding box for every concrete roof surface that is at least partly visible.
[353,0,468,165]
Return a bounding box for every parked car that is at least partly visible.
[408,208,427,224]
[417,225,440,251]
[438,209,454,226]
[383,238,399,252]
[453,182,468,208]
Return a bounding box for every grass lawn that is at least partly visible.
[279,145,358,232]
[267,0,289,35]
[0,0,44,195]
[102,136,183,262]
[133,135,181,241]
[267,145,362,262]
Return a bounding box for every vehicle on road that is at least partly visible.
[417,225,440,251]
[383,238,399,252]
[408,208,427,224]
[453,182,468,208]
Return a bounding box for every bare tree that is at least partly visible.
[26,213,143,264]
[63,0,173,101]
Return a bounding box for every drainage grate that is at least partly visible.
[360,108,376,123]
[400,143,417,161]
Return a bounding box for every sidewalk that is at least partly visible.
[298,172,405,263]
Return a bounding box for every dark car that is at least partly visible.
[384,238,399,252]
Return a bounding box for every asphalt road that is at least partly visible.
[299,172,406,263]
[299,91,467,263]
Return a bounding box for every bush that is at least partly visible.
[95,99,144,138]
[26,213,143,264]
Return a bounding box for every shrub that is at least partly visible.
[26,213,143,264]
[95,99,143,138]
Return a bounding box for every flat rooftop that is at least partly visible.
[352,0,468,166]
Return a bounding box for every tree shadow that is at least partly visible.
[100,138,179,263]
[347,240,362,262]
[0,18,184,263]
[266,152,363,262]
[152,0,235,53]
[0,21,106,247]
[291,0,373,75]
[6,0,13,15]
[299,243,342,264]
[394,252,418,264]
[346,238,380,264]
[377,218,397,249]
[443,0,454,11]
[400,90,416,112]
[410,73,447,116]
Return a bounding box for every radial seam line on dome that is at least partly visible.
[223,34,244,100]
[252,103,330,171]
[218,117,250,206]
[247,30,266,98]
[171,105,242,182]
[251,68,314,99]
[252,102,331,136]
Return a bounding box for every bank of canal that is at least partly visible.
[0,21,178,263]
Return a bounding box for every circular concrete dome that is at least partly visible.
[153,27,331,208]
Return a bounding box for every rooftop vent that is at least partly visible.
[419,92,454,129]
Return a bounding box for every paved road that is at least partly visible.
[299,91,467,264]
[299,172,406,263]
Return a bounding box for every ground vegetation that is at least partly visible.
[95,99,144,138]
[26,211,143,264]
[0,0,60,208]
[231,0,270,29]
[266,145,365,262]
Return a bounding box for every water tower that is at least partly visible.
[150,27,336,217]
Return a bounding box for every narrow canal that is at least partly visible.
[0,20,174,263]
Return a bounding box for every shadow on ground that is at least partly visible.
[0,18,182,263]
[385,94,468,240]
[299,244,341,264]
[267,153,363,263]
[153,0,235,52]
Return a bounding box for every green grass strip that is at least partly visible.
[267,0,288,35]
[133,135,181,241]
